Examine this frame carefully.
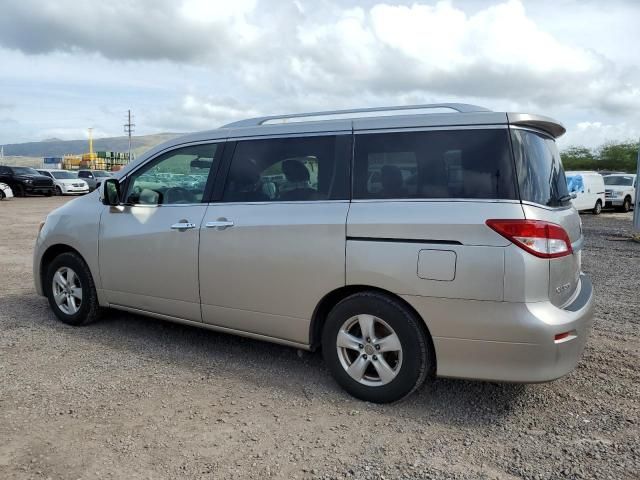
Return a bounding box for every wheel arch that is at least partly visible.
[309,285,435,360]
[40,244,85,292]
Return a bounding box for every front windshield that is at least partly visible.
[11,167,40,175]
[52,171,77,179]
[604,175,633,186]
[94,171,111,177]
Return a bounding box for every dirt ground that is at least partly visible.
[1,196,638,480]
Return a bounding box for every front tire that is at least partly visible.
[322,292,433,403]
[45,252,101,326]
[593,200,602,215]
[55,186,63,196]
[621,197,632,213]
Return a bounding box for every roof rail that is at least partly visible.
[221,103,491,128]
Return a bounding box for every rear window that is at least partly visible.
[511,129,570,207]
[353,129,517,200]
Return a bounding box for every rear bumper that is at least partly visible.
[402,274,594,383]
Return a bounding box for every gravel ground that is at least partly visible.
[1,196,638,480]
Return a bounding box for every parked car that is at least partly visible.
[37,169,89,196]
[0,181,13,200]
[33,103,594,403]
[0,165,54,197]
[565,171,606,215]
[77,169,112,192]
[604,173,636,212]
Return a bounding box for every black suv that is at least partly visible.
[0,166,55,197]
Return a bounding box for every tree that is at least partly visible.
[561,141,639,173]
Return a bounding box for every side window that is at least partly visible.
[125,144,218,205]
[78,171,87,178]
[222,135,348,202]
[353,129,517,200]
[0,166,9,175]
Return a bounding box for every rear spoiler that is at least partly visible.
[507,113,566,139]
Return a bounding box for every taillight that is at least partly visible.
[486,219,573,259]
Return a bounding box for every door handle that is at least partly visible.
[205,219,234,230]
[171,222,197,230]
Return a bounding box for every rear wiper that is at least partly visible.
[557,194,572,203]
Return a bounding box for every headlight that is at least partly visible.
[24,178,33,184]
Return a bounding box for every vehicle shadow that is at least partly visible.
[5,293,532,426]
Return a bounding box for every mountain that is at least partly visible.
[1,133,183,158]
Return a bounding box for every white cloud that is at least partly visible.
[0,0,639,147]
[561,121,640,148]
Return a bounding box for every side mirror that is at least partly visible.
[100,178,121,206]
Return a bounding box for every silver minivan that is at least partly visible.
[33,104,594,403]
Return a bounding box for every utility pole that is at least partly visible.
[633,142,640,232]
[124,110,135,163]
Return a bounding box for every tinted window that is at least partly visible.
[78,171,90,178]
[11,167,40,175]
[511,129,570,207]
[126,144,218,205]
[223,136,348,202]
[353,129,517,200]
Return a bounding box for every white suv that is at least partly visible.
[37,169,89,196]
[604,174,636,212]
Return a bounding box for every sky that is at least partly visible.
[0,0,639,149]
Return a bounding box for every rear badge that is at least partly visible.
[556,283,571,294]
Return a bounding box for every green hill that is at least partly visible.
[1,133,182,159]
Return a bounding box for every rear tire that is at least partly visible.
[45,252,101,326]
[322,292,433,403]
[593,200,602,215]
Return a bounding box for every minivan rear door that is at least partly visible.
[346,123,524,302]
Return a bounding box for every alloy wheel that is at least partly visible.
[336,314,403,387]
[51,266,83,315]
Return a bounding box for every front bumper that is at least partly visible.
[25,185,54,194]
[62,186,89,194]
[402,274,594,383]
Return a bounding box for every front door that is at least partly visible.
[199,134,351,344]
[99,143,222,321]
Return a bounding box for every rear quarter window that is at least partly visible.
[353,129,517,200]
[511,129,570,207]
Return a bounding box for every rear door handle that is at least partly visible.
[205,219,234,230]
[171,222,197,230]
